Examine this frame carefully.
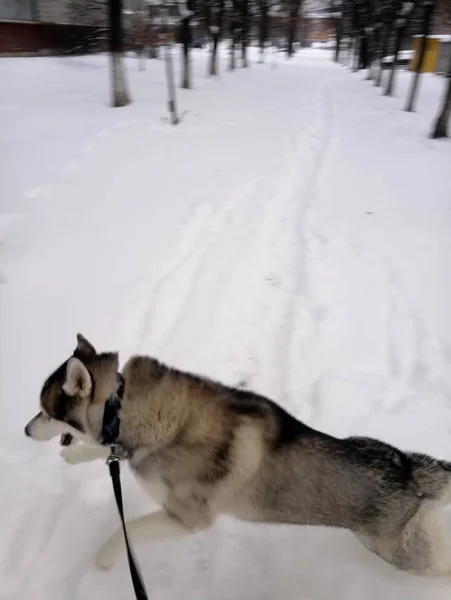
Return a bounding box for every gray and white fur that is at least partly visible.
[24,334,451,577]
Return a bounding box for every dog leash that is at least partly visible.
[103,375,149,600]
[107,448,149,599]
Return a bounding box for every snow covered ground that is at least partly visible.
[1,47,451,600]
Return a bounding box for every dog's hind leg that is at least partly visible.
[95,508,210,571]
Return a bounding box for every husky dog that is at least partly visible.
[24,334,451,576]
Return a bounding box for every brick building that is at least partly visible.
[0,0,108,55]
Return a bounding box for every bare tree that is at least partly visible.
[367,2,386,80]
[405,0,436,111]
[240,0,251,67]
[258,0,270,62]
[430,51,451,138]
[347,0,363,71]
[431,75,451,138]
[229,0,241,69]
[134,1,148,70]
[286,0,303,58]
[357,0,371,70]
[364,0,379,79]
[374,0,397,86]
[329,1,344,63]
[179,0,196,88]
[204,0,226,75]
[109,0,131,107]
[384,0,416,97]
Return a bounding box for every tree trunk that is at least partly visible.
[405,1,436,112]
[109,0,131,107]
[238,0,248,67]
[229,7,239,70]
[180,12,191,88]
[147,4,159,59]
[334,16,342,63]
[259,0,268,63]
[205,0,224,76]
[353,34,360,71]
[368,22,381,80]
[384,24,405,96]
[359,32,369,69]
[347,33,355,68]
[163,30,179,125]
[229,36,235,70]
[181,39,190,88]
[430,58,451,138]
[210,33,220,75]
[135,6,147,71]
[286,0,301,58]
[375,18,394,87]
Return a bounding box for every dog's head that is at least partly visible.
[24,334,119,444]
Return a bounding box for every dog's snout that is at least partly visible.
[24,423,31,437]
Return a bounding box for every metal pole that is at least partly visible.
[163,2,179,125]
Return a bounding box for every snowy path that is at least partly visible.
[1,49,451,599]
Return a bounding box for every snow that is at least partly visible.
[413,34,451,42]
[1,47,451,599]
[381,50,414,64]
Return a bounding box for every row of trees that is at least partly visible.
[108,0,310,108]
[329,0,451,138]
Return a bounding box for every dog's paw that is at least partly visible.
[59,446,83,465]
[94,543,116,571]
[59,444,107,465]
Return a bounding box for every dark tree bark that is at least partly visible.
[359,32,369,68]
[405,0,436,112]
[204,0,225,76]
[367,21,381,78]
[229,0,240,70]
[286,0,302,58]
[375,2,397,87]
[384,2,416,97]
[241,0,250,67]
[329,0,343,63]
[179,0,195,88]
[335,16,343,62]
[109,0,131,107]
[148,3,159,59]
[430,63,451,138]
[348,1,361,71]
[258,0,269,63]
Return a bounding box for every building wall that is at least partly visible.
[0,20,104,55]
[36,0,71,24]
[0,0,36,21]
[300,16,334,43]
[433,0,451,35]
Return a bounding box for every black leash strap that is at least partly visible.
[107,449,149,600]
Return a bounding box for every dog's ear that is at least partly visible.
[63,357,92,398]
[74,333,96,361]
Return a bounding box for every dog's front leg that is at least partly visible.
[59,444,110,465]
[95,509,205,571]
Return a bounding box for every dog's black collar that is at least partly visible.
[101,373,125,446]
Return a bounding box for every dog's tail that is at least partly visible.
[408,452,451,504]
